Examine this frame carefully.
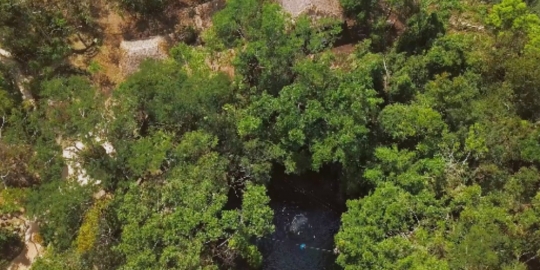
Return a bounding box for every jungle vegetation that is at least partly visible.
[2,0,540,269]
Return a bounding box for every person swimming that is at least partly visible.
[289,214,309,236]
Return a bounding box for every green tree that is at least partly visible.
[31,247,85,270]
[335,182,445,269]
[237,52,383,185]
[379,103,446,141]
[39,76,106,138]
[212,0,262,47]
[0,0,71,73]
[26,180,94,251]
[114,131,273,269]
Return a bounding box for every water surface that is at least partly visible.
[259,168,344,270]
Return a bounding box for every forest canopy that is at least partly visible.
[2,0,540,269]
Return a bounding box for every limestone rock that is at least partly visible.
[277,0,344,20]
[119,36,168,76]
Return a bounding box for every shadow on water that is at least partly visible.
[258,165,345,270]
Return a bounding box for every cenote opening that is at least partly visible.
[228,165,346,269]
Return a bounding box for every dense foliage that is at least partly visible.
[2,0,540,269]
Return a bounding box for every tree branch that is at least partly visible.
[525,254,538,264]
[1,171,9,188]
[0,115,5,138]
[382,56,391,93]
[217,233,236,248]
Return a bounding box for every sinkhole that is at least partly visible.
[258,165,345,270]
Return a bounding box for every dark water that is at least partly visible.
[258,168,344,270]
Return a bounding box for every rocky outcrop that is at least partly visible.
[277,0,344,20]
[62,133,115,186]
[119,36,168,76]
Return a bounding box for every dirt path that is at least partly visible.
[7,219,43,270]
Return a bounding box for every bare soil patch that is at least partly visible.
[68,0,225,91]
[332,43,355,55]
